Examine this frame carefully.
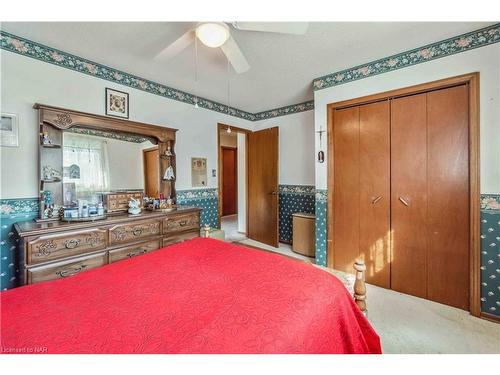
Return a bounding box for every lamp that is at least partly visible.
[196,23,230,48]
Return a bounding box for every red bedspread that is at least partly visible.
[1,238,381,354]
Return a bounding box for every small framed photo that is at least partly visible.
[105,88,129,118]
[0,113,19,147]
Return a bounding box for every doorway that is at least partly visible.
[143,146,159,197]
[218,124,248,242]
[221,147,237,216]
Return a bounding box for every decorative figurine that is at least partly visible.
[42,131,51,145]
[128,198,141,215]
[43,166,62,181]
[165,146,173,156]
[163,165,175,181]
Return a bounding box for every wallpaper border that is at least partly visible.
[313,23,500,91]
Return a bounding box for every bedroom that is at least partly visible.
[0,0,499,372]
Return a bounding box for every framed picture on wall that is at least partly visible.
[0,113,19,147]
[105,88,129,118]
[191,157,207,187]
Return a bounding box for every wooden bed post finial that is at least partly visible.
[203,224,210,238]
[353,259,367,317]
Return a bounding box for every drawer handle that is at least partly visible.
[132,228,144,236]
[64,239,81,249]
[127,249,148,258]
[179,220,187,227]
[56,264,87,278]
[371,196,382,204]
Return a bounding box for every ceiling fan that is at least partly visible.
[155,22,309,74]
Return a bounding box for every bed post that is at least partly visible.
[203,224,210,238]
[353,260,367,317]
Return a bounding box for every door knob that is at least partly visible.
[399,196,409,206]
[371,196,382,204]
[270,191,278,195]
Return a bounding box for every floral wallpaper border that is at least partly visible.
[253,101,315,120]
[279,184,316,195]
[176,188,218,201]
[0,30,316,121]
[0,198,39,216]
[481,194,500,211]
[0,31,255,122]
[313,23,500,91]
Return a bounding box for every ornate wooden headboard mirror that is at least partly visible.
[34,103,177,221]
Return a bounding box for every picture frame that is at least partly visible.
[105,88,129,119]
[191,157,207,187]
[0,113,19,147]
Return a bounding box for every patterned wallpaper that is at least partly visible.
[176,188,219,229]
[313,23,500,91]
[314,190,327,267]
[480,194,500,317]
[0,199,39,290]
[278,185,315,243]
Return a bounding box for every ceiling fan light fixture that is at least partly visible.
[196,23,230,48]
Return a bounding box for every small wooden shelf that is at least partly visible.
[41,143,62,149]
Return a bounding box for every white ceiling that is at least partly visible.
[1,22,493,113]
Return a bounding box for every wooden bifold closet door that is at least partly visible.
[333,84,470,310]
[333,101,391,289]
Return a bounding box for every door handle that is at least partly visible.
[371,196,382,204]
[399,196,409,206]
[269,191,278,195]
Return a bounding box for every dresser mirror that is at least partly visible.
[35,104,177,221]
[61,130,155,205]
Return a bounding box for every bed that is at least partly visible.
[0,238,381,354]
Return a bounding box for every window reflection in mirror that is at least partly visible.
[62,130,155,207]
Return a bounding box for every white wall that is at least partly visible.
[255,110,315,186]
[314,43,500,193]
[0,51,254,199]
[237,133,246,232]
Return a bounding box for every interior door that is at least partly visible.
[391,93,428,299]
[248,127,279,247]
[222,147,237,216]
[359,101,391,288]
[426,85,469,310]
[143,147,159,197]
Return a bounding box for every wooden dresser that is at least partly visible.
[14,207,201,285]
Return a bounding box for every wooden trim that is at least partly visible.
[326,72,481,317]
[34,103,177,142]
[480,312,500,323]
[217,123,251,134]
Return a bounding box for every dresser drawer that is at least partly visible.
[162,231,199,247]
[163,213,199,234]
[27,228,107,265]
[109,219,161,245]
[109,240,160,264]
[27,252,107,284]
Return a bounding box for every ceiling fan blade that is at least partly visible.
[155,29,195,61]
[220,36,250,74]
[232,22,309,35]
